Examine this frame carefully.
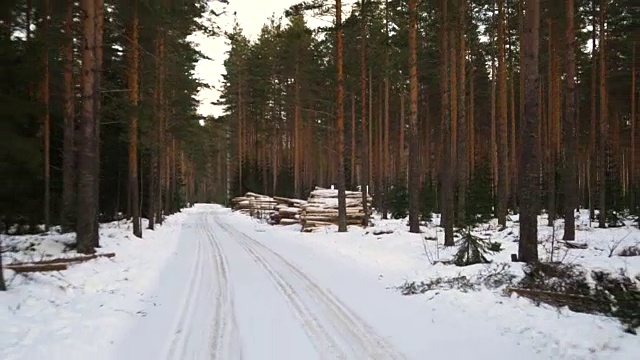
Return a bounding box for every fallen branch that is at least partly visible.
[8,252,116,267]
[562,241,588,249]
[5,263,68,273]
[505,287,604,311]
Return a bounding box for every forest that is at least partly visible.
[216,0,638,263]
[0,0,224,254]
[0,0,638,262]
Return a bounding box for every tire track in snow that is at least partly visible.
[217,221,347,360]
[164,212,241,360]
[215,217,406,360]
[200,214,243,359]
[164,213,207,360]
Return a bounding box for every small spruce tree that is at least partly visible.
[419,177,437,222]
[606,159,624,227]
[389,182,409,219]
[466,162,494,224]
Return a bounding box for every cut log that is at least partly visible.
[301,215,364,222]
[245,192,272,199]
[278,207,301,216]
[562,241,588,249]
[306,198,366,208]
[280,219,299,225]
[302,220,336,227]
[5,263,68,273]
[300,206,364,213]
[273,196,307,205]
[8,252,116,266]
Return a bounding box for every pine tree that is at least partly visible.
[518,0,540,264]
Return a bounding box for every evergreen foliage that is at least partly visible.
[388,183,409,220]
[465,162,494,225]
[453,229,494,267]
[419,177,437,222]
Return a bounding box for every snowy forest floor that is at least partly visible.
[1,205,639,359]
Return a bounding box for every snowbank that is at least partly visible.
[0,210,189,360]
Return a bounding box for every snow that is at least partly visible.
[218,208,640,359]
[0,212,189,360]
[1,205,639,359]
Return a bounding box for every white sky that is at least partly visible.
[190,0,356,118]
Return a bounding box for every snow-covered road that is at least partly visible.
[119,207,406,359]
[112,205,541,360]
[4,204,636,359]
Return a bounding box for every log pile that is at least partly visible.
[300,188,372,232]
[231,187,371,231]
[231,193,307,224]
[231,192,279,218]
[271,196,308,225]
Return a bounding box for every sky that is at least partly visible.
[190,0,306,118]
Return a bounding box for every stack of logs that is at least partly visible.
[231,192,279,218]
[231,187,372,231]
[300,188,372,231]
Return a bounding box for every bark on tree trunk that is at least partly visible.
[440,0,454,245]
[127,0,141,237]
[360,0,369,227]
[382,0,390,219]
[547,21,557,227]
[351,94,356,188]
[408,0,420,233]
[491,58,498,196]
[93,0,104,247]
[61,0,75,231]
[631,42,637,212]
[598,0,607,228]
[562,0,577,240]
[589,1,597,221]
[457,0,467,226]
[399,93,405,182]
[156,32,165,225]
[336,0,347,232]
[41,0,51,231]
[0,240,6,290]
[294,63,301,199]
[518,0,540,263]
[497,0,509,228]
[77,0,98,254]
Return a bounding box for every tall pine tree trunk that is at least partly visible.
[562,0,577,240]
[440,0,454,245]
[127,0,141,237]
[631,42,637,212]
[93,0,104,247]
[518,0,540,263]
[294,64,301,199]
[361,0,369,227]
[61,0,75,230]
[589,1,597,221]
[336,0,347,232]
[382,0,390,219]
[41,0,51,231]
[491,59,498,195]
[351,94,356,188]
[497,0,509,228]
[598,0,607,228]
[547,21,557,227]
[156,32,166,225]
[457,0,467,225]
[408,0,420,233]
[77,0,97,254]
